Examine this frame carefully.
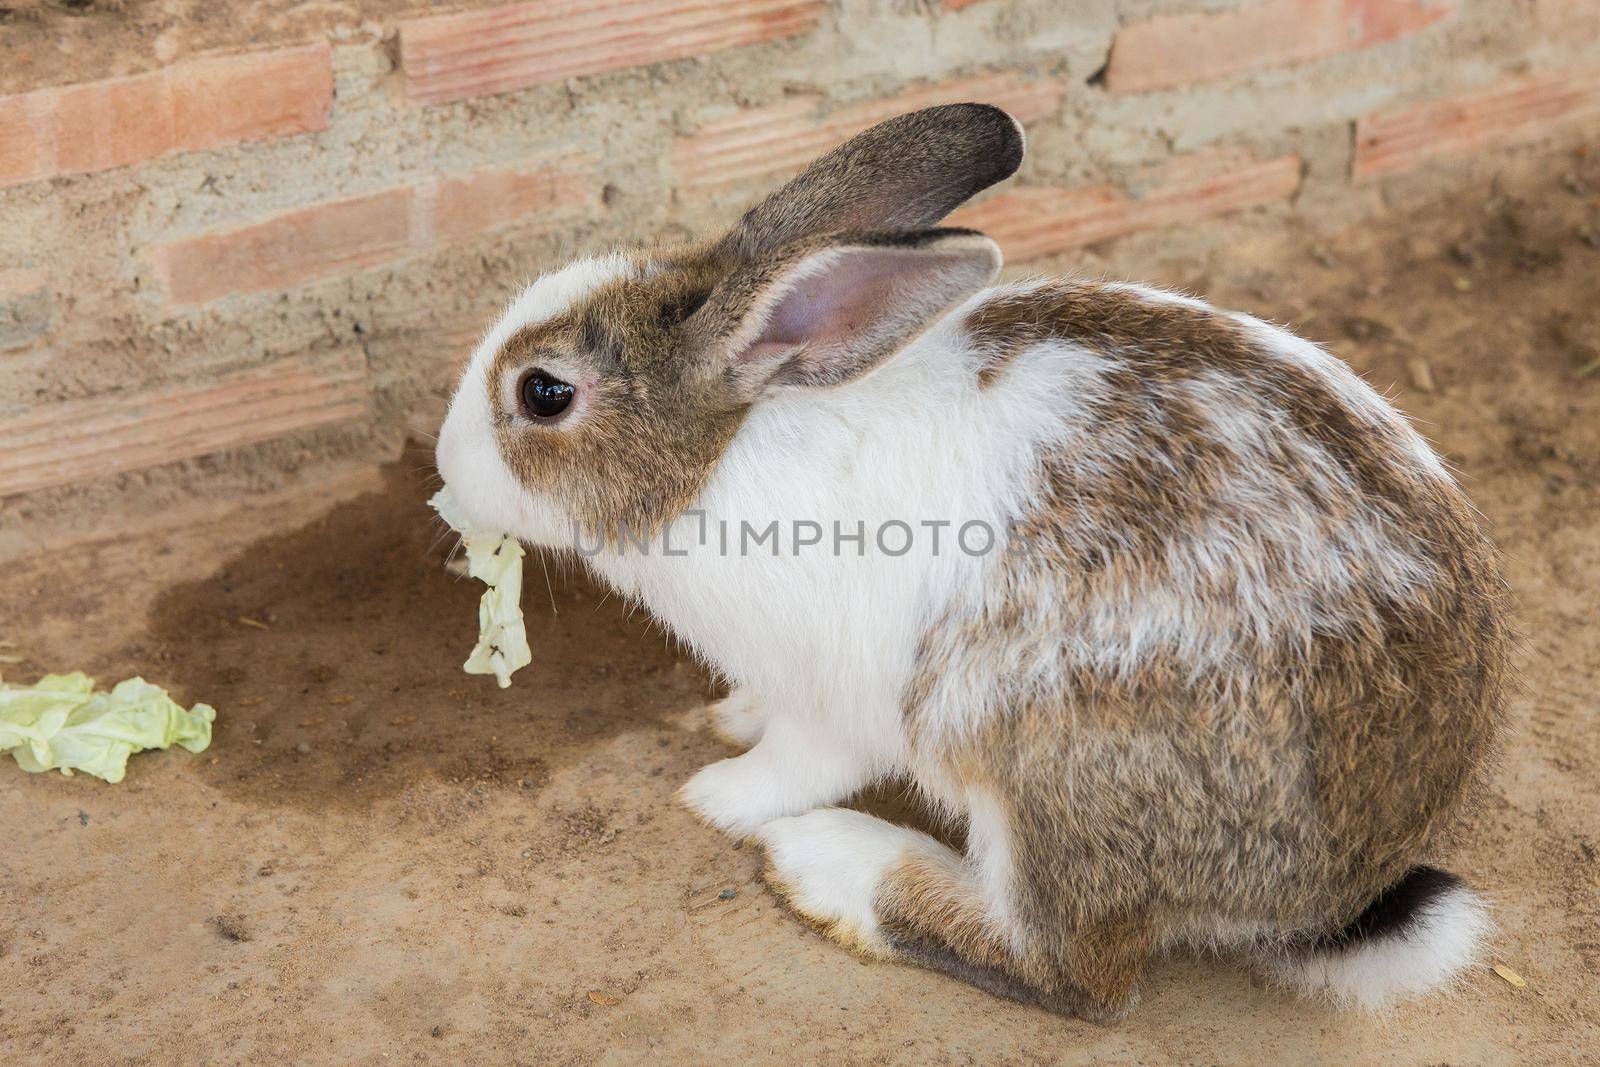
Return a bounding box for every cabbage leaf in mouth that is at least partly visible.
[0,672,215,783]
[430,489,532,688]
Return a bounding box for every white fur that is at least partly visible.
[582,285,1067,831]
[1264,885,1493,1011]
[759,808,951,955]
[707,686,768,747]
[679,714,884,835]
[965,786,1025,951]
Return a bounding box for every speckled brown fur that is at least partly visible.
[898,280,1511,1011]
[875,851,1153,1019]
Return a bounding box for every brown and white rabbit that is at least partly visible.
[434,105,1510,1019]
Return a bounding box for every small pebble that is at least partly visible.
[295,742,312,754]
[1342,316,1390,342]
[1407,357,1437,393]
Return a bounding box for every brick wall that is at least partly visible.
[1,0,1596,535]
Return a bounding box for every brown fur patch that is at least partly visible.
[877,851,1015,972]
[486,243,750,539]
[974,348,1017,389]
[875,850,1148,1019]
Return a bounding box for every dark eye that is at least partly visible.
[520,370,574,419]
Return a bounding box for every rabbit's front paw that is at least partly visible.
[707,687,768,749]
[679,730,872,838]
[680,754,799,837]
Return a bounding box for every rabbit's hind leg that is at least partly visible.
[759,806,1148,1020]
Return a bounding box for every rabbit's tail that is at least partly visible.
[1263,866,1493,1011]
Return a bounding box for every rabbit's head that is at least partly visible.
[435,104,1021,546]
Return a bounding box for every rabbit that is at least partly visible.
[434,104,1510,1020]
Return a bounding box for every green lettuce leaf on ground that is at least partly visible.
[430,489,532,688]
[0,671,215,783]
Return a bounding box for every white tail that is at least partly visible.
[1267,869,1493,1011]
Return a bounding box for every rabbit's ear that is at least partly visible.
[718,104,1024,262]
[707,229,1001,395]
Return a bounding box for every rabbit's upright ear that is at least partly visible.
[706,229,1001,395]
[718,104,1024,261]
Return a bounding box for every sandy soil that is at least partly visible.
[3,163,1598,1065]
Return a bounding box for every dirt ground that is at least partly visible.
[3,161,1598,1065]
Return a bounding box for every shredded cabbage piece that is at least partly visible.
[430,490,532,688]
[0,671,215,783]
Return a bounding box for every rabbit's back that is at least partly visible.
[905,279,1510,943]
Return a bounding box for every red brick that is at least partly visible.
[948,152,1302,262]
[1354,66,1600,178]
[0,356,367,498]
[149,156,597,304]
[424,156,596,244]
[150,188,415,306]
[169,46,334,152]
[0,44,332,190]
[399,0,825,108]
[0,93,54,187]
[674,72,1063,192]
[1105,0,1455,94]
[53,71,176,176]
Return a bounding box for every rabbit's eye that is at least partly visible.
[520,370,574,419]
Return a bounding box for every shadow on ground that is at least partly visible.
[143,455,719,811]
